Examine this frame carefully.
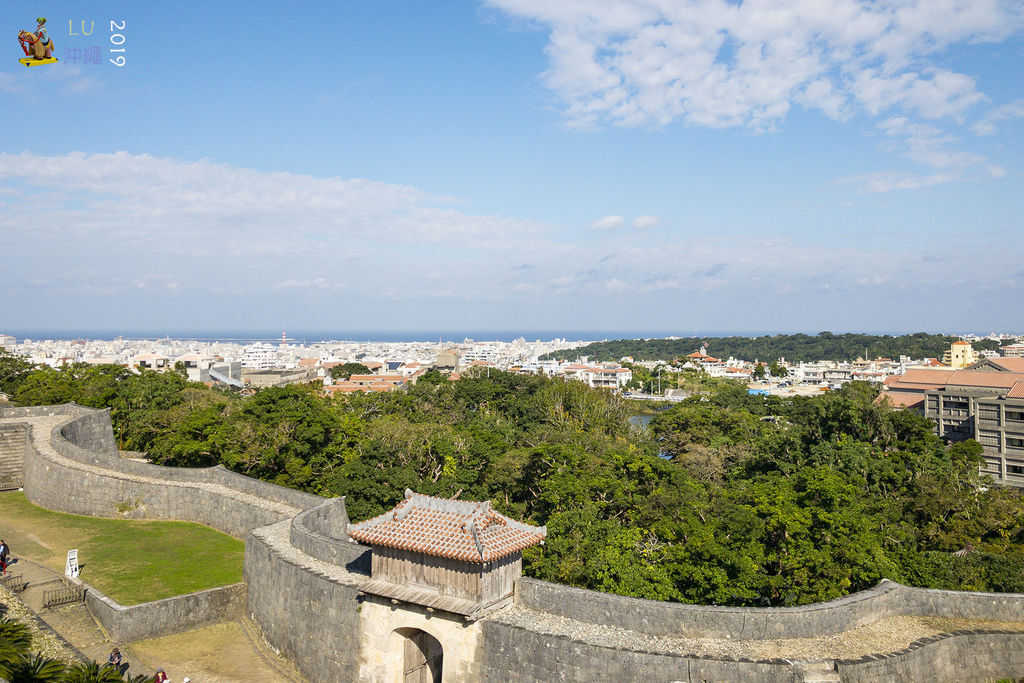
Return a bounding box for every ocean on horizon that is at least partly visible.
[3,328,786,344]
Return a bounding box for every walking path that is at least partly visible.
[3,555,303,681]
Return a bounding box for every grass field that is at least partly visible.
[0,491,244,605]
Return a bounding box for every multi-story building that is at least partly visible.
[242,343,279,370]
[973,391,1024,482]
[895,357,1024,487]
[1000,344,1024,358]
[942,340,978,368]
[558,362,632,390]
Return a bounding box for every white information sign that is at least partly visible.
[65,549,79,578]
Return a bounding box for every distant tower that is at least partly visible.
[280,330,287,347]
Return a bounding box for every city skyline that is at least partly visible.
[1,1,1022,333]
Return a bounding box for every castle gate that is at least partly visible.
[398,627,443,683]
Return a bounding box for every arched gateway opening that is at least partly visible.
[397,627,443,683]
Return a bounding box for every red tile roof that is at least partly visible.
[990,358,1024,373]
[948,370,1024,389]
[884,368,956,390]
[879,391,925,409]
[885,367,1024,395]
[348,489,546,563]
[1007,381,1024,399]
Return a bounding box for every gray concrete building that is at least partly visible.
[920,358,1024,487]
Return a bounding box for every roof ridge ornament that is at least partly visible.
[466,518,485,560]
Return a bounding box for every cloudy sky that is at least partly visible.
[1,0,1022,335]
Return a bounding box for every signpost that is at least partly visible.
[65,549,79,578]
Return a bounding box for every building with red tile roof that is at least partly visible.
[885,358,1024,488]
[348,490,546,617]
[349,490,545,564]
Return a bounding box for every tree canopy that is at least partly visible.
[8,362,1024,606]
[541,332,1002,363]
[329,362,372,380]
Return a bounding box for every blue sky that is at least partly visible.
[1,0,1022,335]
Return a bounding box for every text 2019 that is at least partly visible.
[109,20,125,66]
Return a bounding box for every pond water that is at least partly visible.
[628,414,654,428]
[628,414,672,459]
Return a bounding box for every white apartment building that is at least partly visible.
[242,343,280,370]
[559,363,632,390]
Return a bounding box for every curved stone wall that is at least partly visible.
[516,577,904,640]
[836,630,1024,682]
[516,578,1024,642]
[9,404,320,538]
[480,620,796,683]
[289,497,371,573]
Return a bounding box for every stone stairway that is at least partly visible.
[0,425,26,490]
[796,659,840,682]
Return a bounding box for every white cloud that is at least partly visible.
[972,99,1024,135]
[488,0,1023,130]
[640,278,681,291]
[0,152,550,251]
[605,278,629,291]
[273,278,340,291]
[590,214,625,230]
[1,151,1020,329]
[632,215,659,230]
[832,170,956,193]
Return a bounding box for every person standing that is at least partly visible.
[154,667,168,683]
[0,540,9,574]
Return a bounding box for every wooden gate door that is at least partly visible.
[403,630,442,683]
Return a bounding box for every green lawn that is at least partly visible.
[0,491,244,605]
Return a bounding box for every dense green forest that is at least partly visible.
[2,350,1023,607]
[540,332,1004,363]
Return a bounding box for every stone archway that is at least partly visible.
[396,627,443,683]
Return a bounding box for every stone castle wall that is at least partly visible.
[83,581,247,643]
[244,521,365,681]
[5,404,1024,682]
[480,619,798,683]
[5,404,320,538]
[0,421,28,489]
[289,497,371,573]
[835,631,1024,682]
[516,577,1024,641]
